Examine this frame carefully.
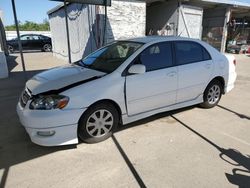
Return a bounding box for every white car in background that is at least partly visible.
[17,36,237,146]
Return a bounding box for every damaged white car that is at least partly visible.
[17,36,237,146]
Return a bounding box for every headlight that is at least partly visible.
[30,95,69,110]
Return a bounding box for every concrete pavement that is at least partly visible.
[0,52,249,188]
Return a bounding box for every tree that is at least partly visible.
[5,19,50,31]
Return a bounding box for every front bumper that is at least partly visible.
[17,102,86,146]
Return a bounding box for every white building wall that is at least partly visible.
[177,5,203,39]
[105,0,146,43]
[48,0,146,62]
[5,31,51,40]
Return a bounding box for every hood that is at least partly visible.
[26,64,106,95]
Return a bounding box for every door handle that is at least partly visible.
[167,71,177,77]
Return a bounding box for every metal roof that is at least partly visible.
[127,35,201,43]
[47,0,250,15]
[201,0,250,8]
[47,3,66,15]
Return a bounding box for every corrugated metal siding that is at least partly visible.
[49,4,97,62]
[146,1,179,36]
[202,8,226,50]
[49,0,146,62]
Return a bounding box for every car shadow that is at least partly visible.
[171,115,250,188]
[0,59,76,188]
[217,105,250,120]
[115,105,196,133]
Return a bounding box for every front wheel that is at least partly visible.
[200,80,222,108]
[7,45,14,54]
[78,103,119,143]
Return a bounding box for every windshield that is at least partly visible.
[78,41,143,73]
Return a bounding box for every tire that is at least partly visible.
[200,80,222,108]
[42,44,52,52]
[78,102,119,143]
[8,45,14,54]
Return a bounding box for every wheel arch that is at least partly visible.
[209,76,225,94]
[78,99,123,125]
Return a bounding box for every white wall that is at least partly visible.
[6,31,51,40]
[178,5,203,39]
[48,0,146,62]
[105,0,146,43]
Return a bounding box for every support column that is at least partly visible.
[11,0,27,80]
[64,0,72,64]
[221,7,231,53]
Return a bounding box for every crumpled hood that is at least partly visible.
[26,64,106,95]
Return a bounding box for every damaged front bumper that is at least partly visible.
[16,102,86,146]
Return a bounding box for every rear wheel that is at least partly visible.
[200,80,222,108]
[42,44,52,52]
[78,102,119,143]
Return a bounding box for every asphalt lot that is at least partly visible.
[0,52,249,188]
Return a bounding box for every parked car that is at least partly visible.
[16,36,237,146]
[7,34,52,53]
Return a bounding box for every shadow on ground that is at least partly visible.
[218,105,250,120]
[0,57,76,188]
[171,115,250,188]
[114,104,250,188]
[5,55,18,72]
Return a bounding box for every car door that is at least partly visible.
[20,35,30,49]
[29,35,42,49]
[126,42,177,116]
[174,41,213,103]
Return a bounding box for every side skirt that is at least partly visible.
[122,95,203,125]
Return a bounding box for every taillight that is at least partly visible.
[233,59,236,66]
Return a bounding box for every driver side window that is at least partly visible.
[137,42,173,72]
[20,35,32,40]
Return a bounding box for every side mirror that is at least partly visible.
[128,64,146,74]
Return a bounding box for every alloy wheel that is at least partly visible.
[207,85,221,105]
[44,44,51,52]
[86,109,114,138]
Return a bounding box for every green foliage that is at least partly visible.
[5,19,50,31]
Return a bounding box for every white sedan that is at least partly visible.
[17,36,237,146]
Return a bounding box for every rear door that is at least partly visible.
[126,42,177,116]
[174,41,213,103]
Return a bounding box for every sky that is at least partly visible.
[0,0,60,26]
[0,0,250,26]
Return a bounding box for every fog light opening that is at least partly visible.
[37,130,55,137]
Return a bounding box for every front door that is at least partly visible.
[20,35,30,49]
[126,42,178,116]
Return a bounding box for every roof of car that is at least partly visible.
[127,36,199,44]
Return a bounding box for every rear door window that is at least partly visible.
[174,41,211,65]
